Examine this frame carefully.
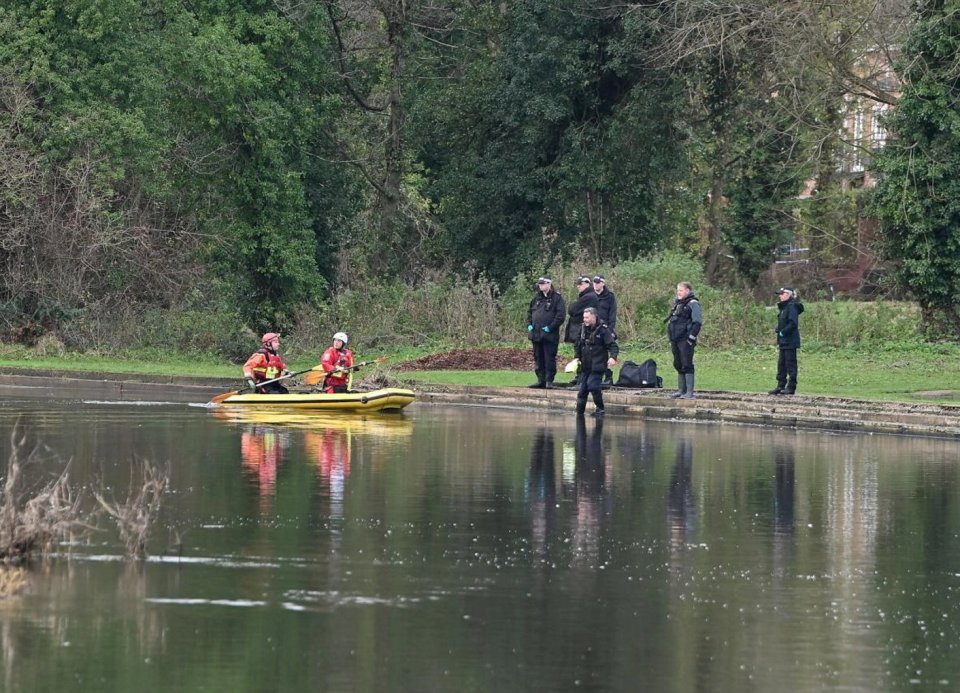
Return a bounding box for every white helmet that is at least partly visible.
[333,332,348,344]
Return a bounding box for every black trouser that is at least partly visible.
[576,370,605,410]
[671,339,695,374]
[532,339,559,384]
[260,382,289,394]
[776,348,798,386]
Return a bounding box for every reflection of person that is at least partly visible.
[572,415,606,563]
[592,275,618,387]
[320,332,354,393]
[240,427,285,506]
[527,428,557,557]
[305,428,352,521]
[774,446,795,535]
[575,414,605,484]
[575,307,619,417]
[526,277,566,389]
[666,282,703,400]
[564,276,600,387]
[243,332,289,394]
[667,437,695,549]
[769,288,805,396]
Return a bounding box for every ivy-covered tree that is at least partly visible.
[724,96,806,284]
[406,0,690,282]
[872,0,960,337]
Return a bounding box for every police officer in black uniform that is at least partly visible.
[592,275,617,386]
[564,276,600,387]
[575,307,619,417]
[526,277,567,388]
[666,281,703,399]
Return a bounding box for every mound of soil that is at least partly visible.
[395,348,569,371]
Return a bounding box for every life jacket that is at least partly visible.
[322,346,354,390]
[667,295,700,342]
[251,348,285,381]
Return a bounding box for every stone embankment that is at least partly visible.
[3,368,960,439]
[419,385,960,440]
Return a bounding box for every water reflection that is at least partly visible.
[571,417,609,566]
[774,446,795,537]
[4,401,960,690]
[212,408,413,512]
[667,436,696,550]
[304,426,351,522]
[772,445,796,577]
[240,426,288,504]
[526,428,556,560]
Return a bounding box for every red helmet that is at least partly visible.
[261,332,280,345]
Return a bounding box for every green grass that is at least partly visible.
[3,343,960,404]
[396,345,960,404]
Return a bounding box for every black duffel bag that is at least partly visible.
[616,359,662,388]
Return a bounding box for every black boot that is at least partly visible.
[576,397,587,416]
[784,378,796,395]
[681,373,695,399]
[769,383,785,395]
[591,389,605,415]
[528,381,545,388]
[668,373,685,399]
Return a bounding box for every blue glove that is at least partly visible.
[527,324,534,332]
[542,326,550,333]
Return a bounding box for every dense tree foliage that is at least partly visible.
[0,0,944,346]
[872,0,960,337]
[0,0,356,336]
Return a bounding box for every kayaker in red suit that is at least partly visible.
[320,332,354,393]
[242,332,290,394]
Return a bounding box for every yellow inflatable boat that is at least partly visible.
[217,387,415,412]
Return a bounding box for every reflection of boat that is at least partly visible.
[217,387,415,412]
[212,407,414,437]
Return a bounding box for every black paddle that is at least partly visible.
[303,356,391,386]
[209,365,323,404]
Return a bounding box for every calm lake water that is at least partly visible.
[1,396,960,691]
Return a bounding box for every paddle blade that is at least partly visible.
[209,389,241,404]
[304,371,325,386]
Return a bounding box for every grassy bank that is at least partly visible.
[2,343,959,404]
[4,254,957,402]
[398,343,960,404]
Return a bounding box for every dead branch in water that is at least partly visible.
[0,566,27,597]
[0,424,88,563]
[95,460,168,560]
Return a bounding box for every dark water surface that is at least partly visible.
[1,397,959,692]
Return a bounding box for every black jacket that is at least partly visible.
[575,322,619,374]
[776,298,804,348]
[527,288,566,343]
[565,287,600,343]
[595,288,617,333]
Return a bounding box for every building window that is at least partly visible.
[852,108,865,172]
[872,104,889,148]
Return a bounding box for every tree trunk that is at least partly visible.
[379,0,405,250]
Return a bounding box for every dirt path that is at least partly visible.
[395,347,568,371]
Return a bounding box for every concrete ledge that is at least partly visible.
[0,369,236,403]
[418,386,960,439]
